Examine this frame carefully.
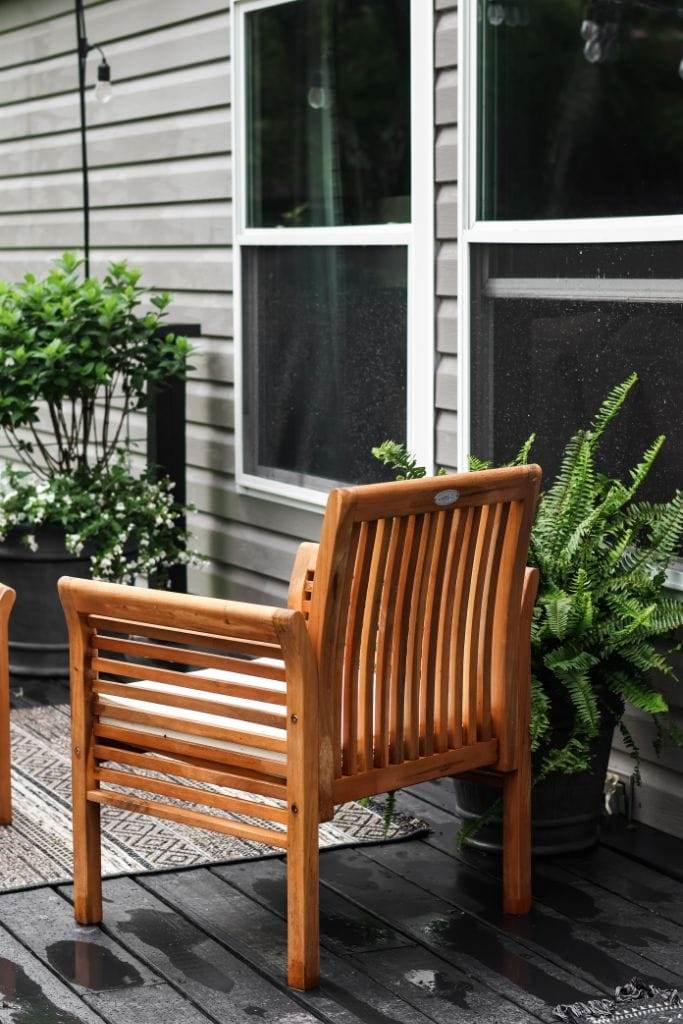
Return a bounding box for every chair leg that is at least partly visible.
[0,694,10,826]
[287,800,320,989]
[72,766,102,925]
[502,752,532,914]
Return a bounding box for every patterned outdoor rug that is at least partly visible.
[554,978,682,1022]
[1,702,427,891]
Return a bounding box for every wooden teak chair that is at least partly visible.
[59,465,540,989]
[0,584,16,826]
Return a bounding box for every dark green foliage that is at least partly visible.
[0,251,192,477]
[0,253,198,583]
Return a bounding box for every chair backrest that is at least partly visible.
[306,465,541,780]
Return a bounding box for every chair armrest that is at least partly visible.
[0,585,15,631]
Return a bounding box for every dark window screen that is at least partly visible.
[478,0,683,220]
[470,243,683,505]
[242,246,407,490]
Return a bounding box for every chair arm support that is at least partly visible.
[288,543,319,617]
[515,566,539,762]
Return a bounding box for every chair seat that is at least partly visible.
[99,659,287,762]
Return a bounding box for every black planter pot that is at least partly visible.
[0,524,93,678]
[453,715,616,856]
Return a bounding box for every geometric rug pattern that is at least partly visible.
[1,702,427,891]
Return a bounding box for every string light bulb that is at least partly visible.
[95,58,112,103]
[487,2,505,25]
[307,71,326,110]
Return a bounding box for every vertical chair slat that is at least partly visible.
[358,518,390,772]
[388,514,417,763]
[419,510,448,756]
[448,506,480,748]
[330,524,360,779]
[463,504,496,745]
[434,509,467,752]
[341,520,376,776]
[477,502,510,741]
[404,514,434,761]
[373,517,402,768]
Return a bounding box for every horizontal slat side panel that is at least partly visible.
[92,742,287,800]
[93,721,288,779]
[94,765,288,822]
[87,788,288,847]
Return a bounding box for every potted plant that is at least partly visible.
[0,251,200,677]
[373,375,683,853]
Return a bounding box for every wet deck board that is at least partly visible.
[1,684,681,1023]
[0,790,681,1024]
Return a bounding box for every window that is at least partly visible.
[234,0,433,505]
[460,1,683,585]
[478,0,683,221]
[470,242,683,505]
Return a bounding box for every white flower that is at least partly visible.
[24,534,38,552]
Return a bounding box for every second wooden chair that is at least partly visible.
[60,465,541,989]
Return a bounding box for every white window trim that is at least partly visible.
[457,1,683,589]
[232,0,435,511]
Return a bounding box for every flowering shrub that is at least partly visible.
[0,456,201,584]
[0,252,200,584]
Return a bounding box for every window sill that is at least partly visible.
[235,475,327,516]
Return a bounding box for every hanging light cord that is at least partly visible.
[74,0,111,278]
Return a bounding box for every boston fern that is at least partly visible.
[373,374,683,786]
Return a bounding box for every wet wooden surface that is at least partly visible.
[1,679,682,1022]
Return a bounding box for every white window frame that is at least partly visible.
[457,1,683,588]
[232,0,434,511]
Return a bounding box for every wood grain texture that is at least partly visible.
[60,465,539,991]
[59,579,102,925]
[278,609,321,988]
[503,566,539,915]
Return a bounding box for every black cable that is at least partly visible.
[74,0,91,279]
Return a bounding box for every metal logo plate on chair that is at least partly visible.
[434,489,460,507]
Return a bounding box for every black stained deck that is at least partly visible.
[2,678,682,1023]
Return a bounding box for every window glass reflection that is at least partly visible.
[478,1,683,219]
[246,0,411,227]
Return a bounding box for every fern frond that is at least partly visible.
[456,797,501,848]
[617,720,642,785]
[537,737,592,779]
[371,441,427,480]
[606,671,668,715]
[510,434,535,466]
[587,372,638,446]
[625,435,666,500]
[564,674,600,735]
[382,791,397,835]
[649,599,683,635]
[530,675,551,751]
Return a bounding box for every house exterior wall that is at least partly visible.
[0,0,454,603]
[0,0,680,839]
